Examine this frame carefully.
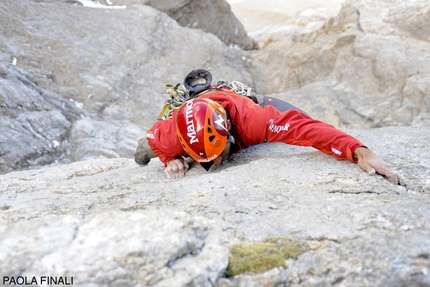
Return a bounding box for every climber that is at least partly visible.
[134,70,399,184]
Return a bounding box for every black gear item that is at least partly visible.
[184,69,212,96]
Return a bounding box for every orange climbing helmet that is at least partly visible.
[176,98,228,163]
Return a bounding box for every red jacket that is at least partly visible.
[147,88,364,165]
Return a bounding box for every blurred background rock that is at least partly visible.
[1,0,429,173]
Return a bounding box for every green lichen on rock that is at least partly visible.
[263,236,306,259]
[226,236,306,277]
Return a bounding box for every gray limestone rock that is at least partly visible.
[0,0,252,173]
[144,0,255,50]
[1,126,429,286]
[249,2,430,128]
[91,0,256,49]
[1,1,430,284]
[0,59,84,173]
[0,211,229,287]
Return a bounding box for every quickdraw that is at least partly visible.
[216,80,253,97]
[157,83,191,120]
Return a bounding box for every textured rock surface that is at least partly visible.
[147,0,256,50]
[1,0,430,285]
[0,0,252,173]
[1,126,429,286]
[94,0,255,49]
[0,62,83,170]
[1,211,228,287]
[1,0,429,173]
[249,1,430,128]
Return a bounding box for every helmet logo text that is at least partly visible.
[185,101,199,144]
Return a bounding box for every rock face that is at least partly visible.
[1,126,429,286]
[96,0,256,49]
[249,1,430,128]
[146,0,256,50]
[1,210,228,287]
[1,0,429,173]
[0,62,83,170]
[0,0,253,173]
[1,0,430,285]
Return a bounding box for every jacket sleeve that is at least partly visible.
[200,92,365,163]
[261,106,365,163]
[146,118,187,165]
